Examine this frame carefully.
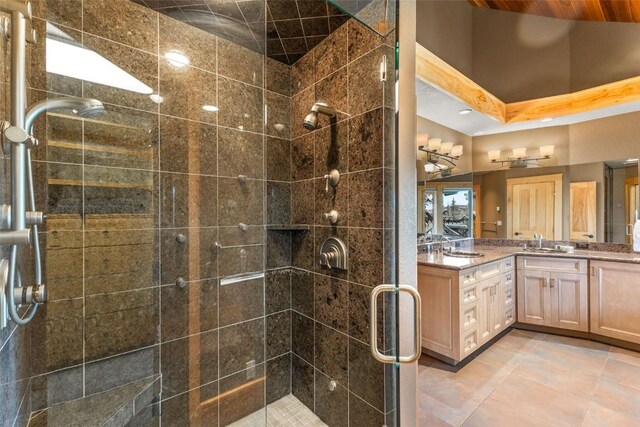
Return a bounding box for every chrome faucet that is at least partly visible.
[533,233,544,249]
[439,235,454,254]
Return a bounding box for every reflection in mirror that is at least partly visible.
[418,172,473,240]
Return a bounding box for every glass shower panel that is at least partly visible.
[328,0,397,36]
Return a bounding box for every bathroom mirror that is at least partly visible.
[417,172,474,238]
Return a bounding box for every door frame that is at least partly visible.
[506,173,563,240]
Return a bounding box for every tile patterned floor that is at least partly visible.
[419,329,640,427]
[229,394,327,427]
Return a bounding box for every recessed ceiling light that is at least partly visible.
[165,50,190,67]
[459,108,473,115]
[202,104,219,112]
[150,94,164,104]
[541,117,554,122]
[473,131,485,136]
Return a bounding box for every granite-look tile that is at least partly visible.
[349,393,385,427]
[348,168,384,228]
[160,173,217,228]
[267,311,291,359]
[329,15,350,33]
[219,318,265,377]
[315,68,348,127]
[266,91,291,139]
[266,57,291,96]
[30,108,82,163]
[30,366,83,411]
[160,62,217,124]
[266,137,291,181]
[218,127,264,179]
[219,225,264,247]
[349,338,384,411]
[84,288,159,361]
[160,279,218,341]
[127,404,159,427]
[218,244,264,277]
[292,133,315,180]
[218,76,263,133]
[161,330,218,398]
[219,277,264,326]
[160,115,217,175]
[303,16,330,37]
[349,282,383,346]
[267,182,291,225]
[30,298,83,375]
[85,346,159,395]
[291,51,316,94]
[348,19,383,61]
[32,0,82,30]
[267,231,291,269]
[314,274,348,332]
[82,165,158,216]
[269,0,300,19]
[159,13,217,74]
[219,363,265,426]
[218,178,264,225]
[315,369,348,427]
[292,311,314,363]
[238,0,265,23]
[42,231,83,300]
[291,85,315,139]
[349,108,383,171]
[83,105,159,170]
[160,228,218,284]
[315,322,348,386]
[348,46,387,116]
[292,268,314,317]
[83,0,158,53]
[314,226,348,280]
[349,227,383,287]
[266,269,291,314]
[275,19,304,38]
[31,162,80,215]
[292,180,315,224]
[383,107,395,168]
[0,323,30,386]
[315,175,348,226]
[82,34,159,112]
[267,353,291,405]
[314,120,348,177]
[291,227,314,270]
[314,23,347,81]
[292,354,315,411]
[218,36,263,87]
[161,382,218,427]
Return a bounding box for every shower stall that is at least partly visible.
[0,0,414,425]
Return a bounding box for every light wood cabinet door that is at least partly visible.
[517,270,550,326]
[590,261,640,344]
[550,272,588,332]
[489,277,503,336]
[478,280,493,345]
[419,266,458,358]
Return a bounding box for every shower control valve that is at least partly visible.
[323,169,340,192]
[319,237,347,270]
[322,210,339,225]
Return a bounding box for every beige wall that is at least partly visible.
[570,112,640,165]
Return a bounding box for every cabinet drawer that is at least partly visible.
[461,284,478,305]
[461,268,477,287]
[476,261,502,281]
[517,256,587,274]
[461,328,479,357]
[461,304,479,331]
[503,281,515,306]
[504,305,515,327]
[502,256,515,272]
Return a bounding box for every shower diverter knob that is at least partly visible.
[319,237,347,270]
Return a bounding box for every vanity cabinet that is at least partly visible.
[590,261,640,344]
[419,256,515,363]
[516,257,588,332]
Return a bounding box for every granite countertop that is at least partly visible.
[417,245,640,270]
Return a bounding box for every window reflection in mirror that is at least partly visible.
[418,173,474,239]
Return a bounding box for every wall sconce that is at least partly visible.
[488,145,554,168]
[417,133,464,174]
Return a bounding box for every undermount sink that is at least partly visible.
[443,250,485,258]
[523,247,567,254]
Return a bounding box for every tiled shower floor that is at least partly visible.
[229,394,327,427]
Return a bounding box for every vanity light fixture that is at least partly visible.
[488,145,554,168]
[417,133,463,176]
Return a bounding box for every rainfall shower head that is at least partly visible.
[25,97,105,132]
[303,102,336,131]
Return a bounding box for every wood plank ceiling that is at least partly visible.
[468,0,640,23]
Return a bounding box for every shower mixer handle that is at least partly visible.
[323,169,340,192]
[322,210,339,224]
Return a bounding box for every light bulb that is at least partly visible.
[488,150,501,161]
[441,141,453,155]
[451,145,463,157]
[427,138,441,151]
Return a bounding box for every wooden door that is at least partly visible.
[550,272,588,332]
[478,280,493,345]
[570,181,596,242]
[473,184,481,239]
[516,270,550,326]
[590,261,640,344]
[625,177,638,244]
[511,181,555,240]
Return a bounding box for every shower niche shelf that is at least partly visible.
[267,224,310,232]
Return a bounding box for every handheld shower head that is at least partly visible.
[24,97,105,132]
[302,102,336,131]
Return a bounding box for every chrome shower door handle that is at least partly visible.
[370,284,422,364]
